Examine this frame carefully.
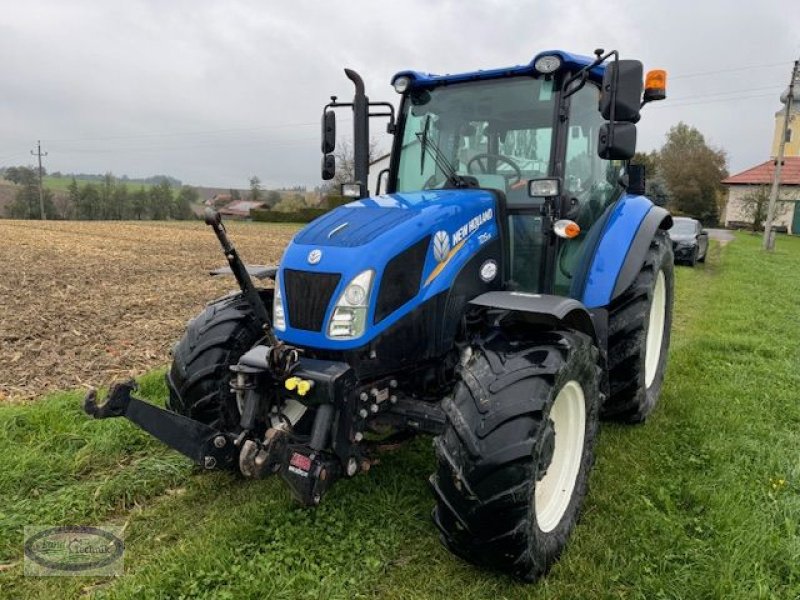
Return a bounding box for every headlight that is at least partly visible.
[328,270,374,339]
[393,76,411,94]
[534,55,561,74]
[273,273,286,331]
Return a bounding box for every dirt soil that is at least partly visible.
[0,220,297,401]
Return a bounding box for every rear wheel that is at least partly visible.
[431,329,601,581]
[603,230,673,422]
[166,292,267,431]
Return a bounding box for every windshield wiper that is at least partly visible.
[415,128,476,189]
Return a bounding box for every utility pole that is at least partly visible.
[763,60,799,251]
[30,140,48,220]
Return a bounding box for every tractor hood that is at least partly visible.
[275,189,500,350]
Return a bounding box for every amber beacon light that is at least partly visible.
[644,69,667,103]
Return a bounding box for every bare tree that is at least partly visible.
[327,138,382,194]
[738,186,793,232]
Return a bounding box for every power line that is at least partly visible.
[667,85,783,102]
[670,60,791,80]
[648,91,782,109]
[44,119,352,144]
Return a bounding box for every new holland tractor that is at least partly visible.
[85,49,673,581]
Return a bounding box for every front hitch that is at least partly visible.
[84,380,239,471]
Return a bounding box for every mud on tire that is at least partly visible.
[603,230,674,423]
[431,329,601,581]
[166,292,268,431]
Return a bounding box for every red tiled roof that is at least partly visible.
[219,200,266,216]
[722,157,800,185]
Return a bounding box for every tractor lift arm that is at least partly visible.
[204,208,277,346]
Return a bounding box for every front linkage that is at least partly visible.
[84,210,444,506]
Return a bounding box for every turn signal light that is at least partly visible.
[554,220,581,239]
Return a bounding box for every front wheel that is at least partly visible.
[166,292,268,431]
[604,230,674,422]
[431,329,601,581]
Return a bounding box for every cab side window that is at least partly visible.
[554,83,623,296]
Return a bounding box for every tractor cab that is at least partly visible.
[323,50,666,299]
[389,70,622,294]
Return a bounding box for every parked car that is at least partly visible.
[669,217,708,266]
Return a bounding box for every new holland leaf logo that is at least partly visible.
[433,230,451,263]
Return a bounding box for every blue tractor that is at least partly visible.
[85,49,673,580]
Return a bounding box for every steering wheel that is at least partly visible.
[466,153,523,185]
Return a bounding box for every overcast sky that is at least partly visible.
[1,0,798,189]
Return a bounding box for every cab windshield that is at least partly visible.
[395,77,556,198]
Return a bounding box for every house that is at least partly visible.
[218,200,266,220]
[722,158,800,234]
[204,193,232,207]
[722,96,800,233]
[368,153,391,196]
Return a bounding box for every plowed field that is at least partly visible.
[0,220,297,400]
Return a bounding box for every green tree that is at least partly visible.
[4,166,56,219]
[172,186,198,220]
[3,166,24,185]
[77,183,101,220]
[67,177,80,213]
[230,188,241,201]
[266,190,281,206]
[249,176,262,202]
[131,187,149,220]
[113,184,130,219]
[148,180,172,220]
[100,172,115,219]
[658,122,728,225]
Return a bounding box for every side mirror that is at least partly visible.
[600,60,643,122]
[598,122,637,160]
[321,154,336,180]
[321,111,336,154]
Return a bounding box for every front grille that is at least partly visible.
[283,269,341,332]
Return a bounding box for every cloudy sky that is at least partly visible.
[1,0,798,189]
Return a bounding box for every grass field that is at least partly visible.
[1,233,799,598]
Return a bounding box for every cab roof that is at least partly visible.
[391,50,605,89]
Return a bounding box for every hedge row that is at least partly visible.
[251,208,328,223]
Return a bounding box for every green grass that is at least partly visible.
[2,233,800,598]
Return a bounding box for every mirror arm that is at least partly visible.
[368,101,396,134]
[561,48,617,97]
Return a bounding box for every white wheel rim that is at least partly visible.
[534,380,586,533]
[644,269,666,388]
